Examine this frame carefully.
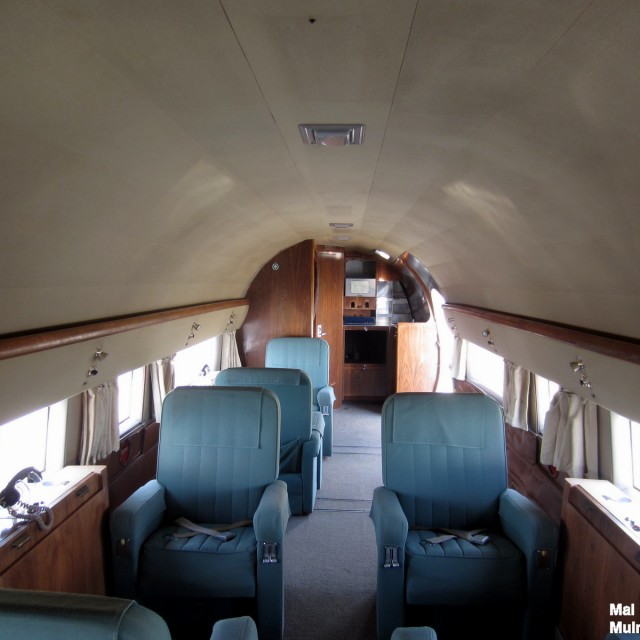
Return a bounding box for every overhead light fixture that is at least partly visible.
[333,235,351,242]
[374,249,391,261]
[299,124,365,146]
[329,222,353,229]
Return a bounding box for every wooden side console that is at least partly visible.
[0,465,109,594]
[559,479,640,640]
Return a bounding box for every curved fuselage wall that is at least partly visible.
[0,303,248,427]
[447,305,640,424]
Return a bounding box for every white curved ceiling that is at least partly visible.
[1,1,639,339]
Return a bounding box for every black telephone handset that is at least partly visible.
[0,467,52,531]
[0,467,43,509]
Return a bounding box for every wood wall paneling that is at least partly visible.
[395,322,438,392]
[505,425,564,524]
[101,421,159,512]
[238,240,315,367]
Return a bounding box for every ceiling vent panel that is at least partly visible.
[299,124,365,146]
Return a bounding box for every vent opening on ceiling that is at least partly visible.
[299,124,365,146]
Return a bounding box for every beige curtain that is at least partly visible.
[450,336,467,381]
[150,355,175,421]
[80,381,119,464]
[503,361,531,430]
[221,330,242,370]
[540,390,598,478]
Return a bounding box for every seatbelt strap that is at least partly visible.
[422,528,490,545]
[171,516,252,542]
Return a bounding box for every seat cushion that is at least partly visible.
[140,525,257,599]
[405,530,525,606]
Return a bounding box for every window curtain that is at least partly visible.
[150,355,175,422]
[503,361,531,430]
[80,381,119,464]
[540,390,599,478]
[450,336,467,381]
[221,330,242,370]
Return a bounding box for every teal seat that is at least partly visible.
[216,367,321,515]
[0,588,171,640]
[211,616,259,640]
[370,393,558,640]
[110,386,290,640]
[266,337,335,460]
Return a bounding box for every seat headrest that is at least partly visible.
[217,367,308,387]
[266,337,329,367]
[384,392,503,449]
[163,386,279,449]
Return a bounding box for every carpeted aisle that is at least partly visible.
[283,402,383,640]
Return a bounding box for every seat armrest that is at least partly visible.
[370,486,409,548]
[317,386,336,415]
[110,479,166,597]
[302,429,321,459]
[499,488,558,639]
[253,480,290,544]
[499,488,558,562]
[311,410,325,438]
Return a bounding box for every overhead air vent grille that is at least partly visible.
[299,124,365,146]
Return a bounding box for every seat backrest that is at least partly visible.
[265,338,330,400]
[216,368,312,470]
[158,386,280,524]
[0,589,171,640]
[382,392,507,530]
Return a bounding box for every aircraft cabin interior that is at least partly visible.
[0,2,639,640]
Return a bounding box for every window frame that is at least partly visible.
[465,341,504,403]
[0,401,67,487]
[117,366,146,436]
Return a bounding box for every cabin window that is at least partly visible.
[174,336,222,386]
[0,401,66,487]
[117,367,146,435]
[465,342,504,401]
[610,411,640,497]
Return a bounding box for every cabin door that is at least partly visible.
[315,248,345,406]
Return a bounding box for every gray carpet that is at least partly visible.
[283,402,383,640]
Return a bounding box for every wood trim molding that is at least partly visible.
[0,299,249,362]
[443,303,640,366]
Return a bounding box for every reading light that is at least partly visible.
[570,358,594,393]
[570,359,585,373]
[84,347,109,384]
[374,249,391,261]
[185,321,201,346]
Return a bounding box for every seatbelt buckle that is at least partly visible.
[262,542,279,563]
[213,531,235,542]
[383,546,400,568]
[468,533,490,545]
